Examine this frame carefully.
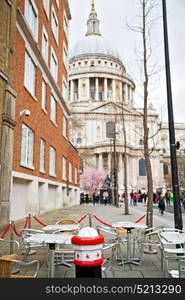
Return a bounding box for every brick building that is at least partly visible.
[10,0,80,221]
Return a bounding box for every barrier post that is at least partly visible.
[72,227,104,278]
[28,213,31,229]
[10,221,14,254]
[88,213,92,227]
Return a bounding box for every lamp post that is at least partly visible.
[162,0,183,230]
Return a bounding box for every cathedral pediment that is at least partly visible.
[89,102,131,114]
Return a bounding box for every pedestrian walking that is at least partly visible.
[165,191,170,206]
[158,196,165,215]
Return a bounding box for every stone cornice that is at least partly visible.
[2,114,17,129]
[0,70,9,82]
[16,7,70,115]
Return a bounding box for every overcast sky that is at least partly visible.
[68,0,185,123]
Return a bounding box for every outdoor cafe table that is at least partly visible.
[42,224,79,233]
[112,221,148,265]
[25,233,73,278]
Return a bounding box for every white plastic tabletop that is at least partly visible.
[25,233,73,246]
[112,221,147,229]
[42,224,79,232]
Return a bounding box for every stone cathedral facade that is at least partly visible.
[68,1,185,195]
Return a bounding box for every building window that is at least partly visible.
[25,0,38,40]
[139,139,144,146]
[163,164,168,176]
[24,51,36,96]
[162,148,166,154]
[21,124,34,168]
[63,11,69,39]
[62,156,67,180]
[50,94,57,125]
[69,162,73,183]
[41,79,47,111]
[43,0,49,17]
[50,49,58,82]
[76,137,82,144]
[49,146,56,176]
[40,139,45,173]
[51,6,58,44]
[63,115,67,138]
[63,44,68,69]
[139,158,146,176]
[62,79,68,101]
[42,26,48,62]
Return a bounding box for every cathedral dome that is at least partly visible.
[69,34,122,63]
[69,1,122,64]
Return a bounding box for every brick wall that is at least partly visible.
[12,0,80,187]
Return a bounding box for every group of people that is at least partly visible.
[129,190,147,206]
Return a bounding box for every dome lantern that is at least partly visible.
[86,0,101,36]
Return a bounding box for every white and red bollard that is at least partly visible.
[71,227,105,278]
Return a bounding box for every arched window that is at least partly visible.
[163,163,168,176]
[76,137,82,144]
[139,139,144,145]
[139,158,146,176]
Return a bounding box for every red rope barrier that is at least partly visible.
[93,215,113,227]
[77,215,87,224]
[134,214,146,223]
[0,223,11,239]
[13,216,29,236]
[33,215,47,227]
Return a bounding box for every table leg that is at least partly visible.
[48,244,55,278]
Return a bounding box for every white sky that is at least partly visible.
[68,0,185,123]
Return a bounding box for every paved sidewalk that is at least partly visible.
[1,203,181,278]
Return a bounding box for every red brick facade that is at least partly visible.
[12,0,80,188]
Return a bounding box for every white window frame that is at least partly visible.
[25,0,38,42]
[63,114,67,138]
[63,43,68,70]
[24,51,36,97]
[62,77,68,101]
[50,94,57,125]
[41,79,47,111]
[49,146,56,177]
[21,124,34,169]
[50,48,58,83]
[55,0,60,8]
[43,0,50,18]
[40,138,45,173]
[62,156,67,180]
[41,26,49,63]
[51,6,59,44]
[63,10,69,40]
[69,162,73,183]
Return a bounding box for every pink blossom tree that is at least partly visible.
[80,168,106,194]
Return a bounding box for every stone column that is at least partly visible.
[108,153,112,176]
[70,80,74,101]
[0,84,16,229]
[95,77,99,100]
[112,79,116,101]
[87,77,90,100]
[124,84,128,103]
[98,153,103,170]
[78,78,81,101]
[104,78,108,101]
[119,81,122,101]
[119,153,123,189]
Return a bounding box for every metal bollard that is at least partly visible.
[72,227,104,278]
